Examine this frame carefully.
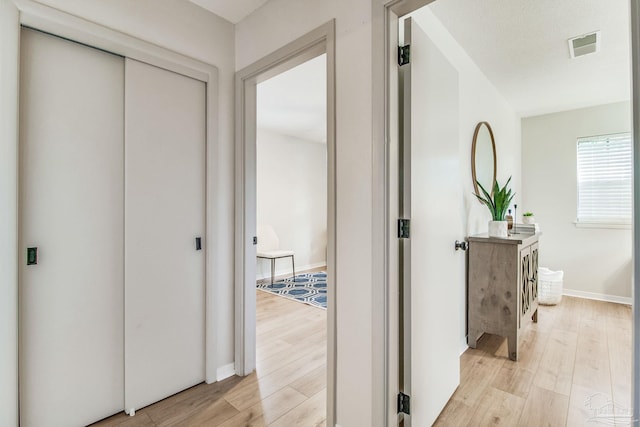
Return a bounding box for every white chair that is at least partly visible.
[256,224,295,284]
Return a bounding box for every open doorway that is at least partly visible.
[255,54,327,291]
[386,1,634,425]
[235,22,336,425]
[252,53,328,423]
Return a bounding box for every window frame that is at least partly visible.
[575,132,632,229]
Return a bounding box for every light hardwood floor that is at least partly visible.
[93,295,630,427]
[92,289,327,427]
[435,296,632,426]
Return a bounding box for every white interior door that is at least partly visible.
[19,28,125,427]
[124,58,206,412]
[400,17,462,426]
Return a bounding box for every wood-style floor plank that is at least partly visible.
[93,279,327,427]
[608,313,632,409]
[217,386,307,427]
[448,334,506,407]
[92,412,156,427]
[92,293,630,427]
[267,390,326,427]
[436,296,631,427]
[290,366,327,398]
[467,386,526,426]
[491,361,535,399]
[433,397,474,426]
[532,328,577,396]
[517,385,569,426]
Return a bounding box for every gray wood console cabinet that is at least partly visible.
[467,233,540,361]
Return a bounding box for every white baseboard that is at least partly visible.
[256,261,326,281]
[563,288,632,305]
[216,363,236,381]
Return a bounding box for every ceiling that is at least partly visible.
[428,0,631,117]
[192,0,631,141]
[188,0,271,23]
[257,54,327,144]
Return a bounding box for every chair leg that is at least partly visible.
[291,255,295,280]
[270,258,275,285]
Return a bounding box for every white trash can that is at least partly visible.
[538,267,563,305]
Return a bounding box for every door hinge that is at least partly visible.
[398,45,410,66]
[398,218,410,239]
[398,392,411,415]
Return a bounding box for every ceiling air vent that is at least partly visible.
[568,31,601,58]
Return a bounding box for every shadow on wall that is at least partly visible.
[311,229,327,265]
[604,260,632,297]
[465,191,492,236]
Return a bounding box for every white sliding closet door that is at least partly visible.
[124,58,206,412]
[19,28,125,427]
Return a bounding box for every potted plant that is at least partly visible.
[475,177,515,238]
[523,212,536,224]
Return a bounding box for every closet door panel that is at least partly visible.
[19,28,125,427]
[124,58,206,411]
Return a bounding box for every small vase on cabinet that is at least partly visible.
[488,220,508,238]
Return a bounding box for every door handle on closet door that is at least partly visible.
[27,247,38,265]
[195,237,202,251]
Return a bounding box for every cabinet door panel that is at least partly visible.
[124,58,206,411]
[520,247,531,319]
[530,243,539,302]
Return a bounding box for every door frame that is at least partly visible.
[372,1,435,424]
[234,21,337,425]
[374,0,640,423]
[4,1,221,423]
[631,0,640,420]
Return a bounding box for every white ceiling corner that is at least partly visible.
[189,0,630,133]
[427,0,631,117]
[188,0,272,23]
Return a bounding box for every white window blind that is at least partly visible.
[576,133,632,224]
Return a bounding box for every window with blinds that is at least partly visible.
[576,133,632,225]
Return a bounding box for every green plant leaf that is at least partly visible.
[475,177,515,221]
[475,180,496,216]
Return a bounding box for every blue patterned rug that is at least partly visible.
[257,271,327,309]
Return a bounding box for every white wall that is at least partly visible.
[411,7,522,351]
[522,102,632,300]
[256,129,327,279]
[1,2,235,424]
[236,1,375,425]
[0,1,20,424]
[411,8,522,224]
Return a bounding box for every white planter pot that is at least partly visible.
[488,220,508,238]
[523,216,536,224]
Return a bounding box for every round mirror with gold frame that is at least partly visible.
[471,121,497,199]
